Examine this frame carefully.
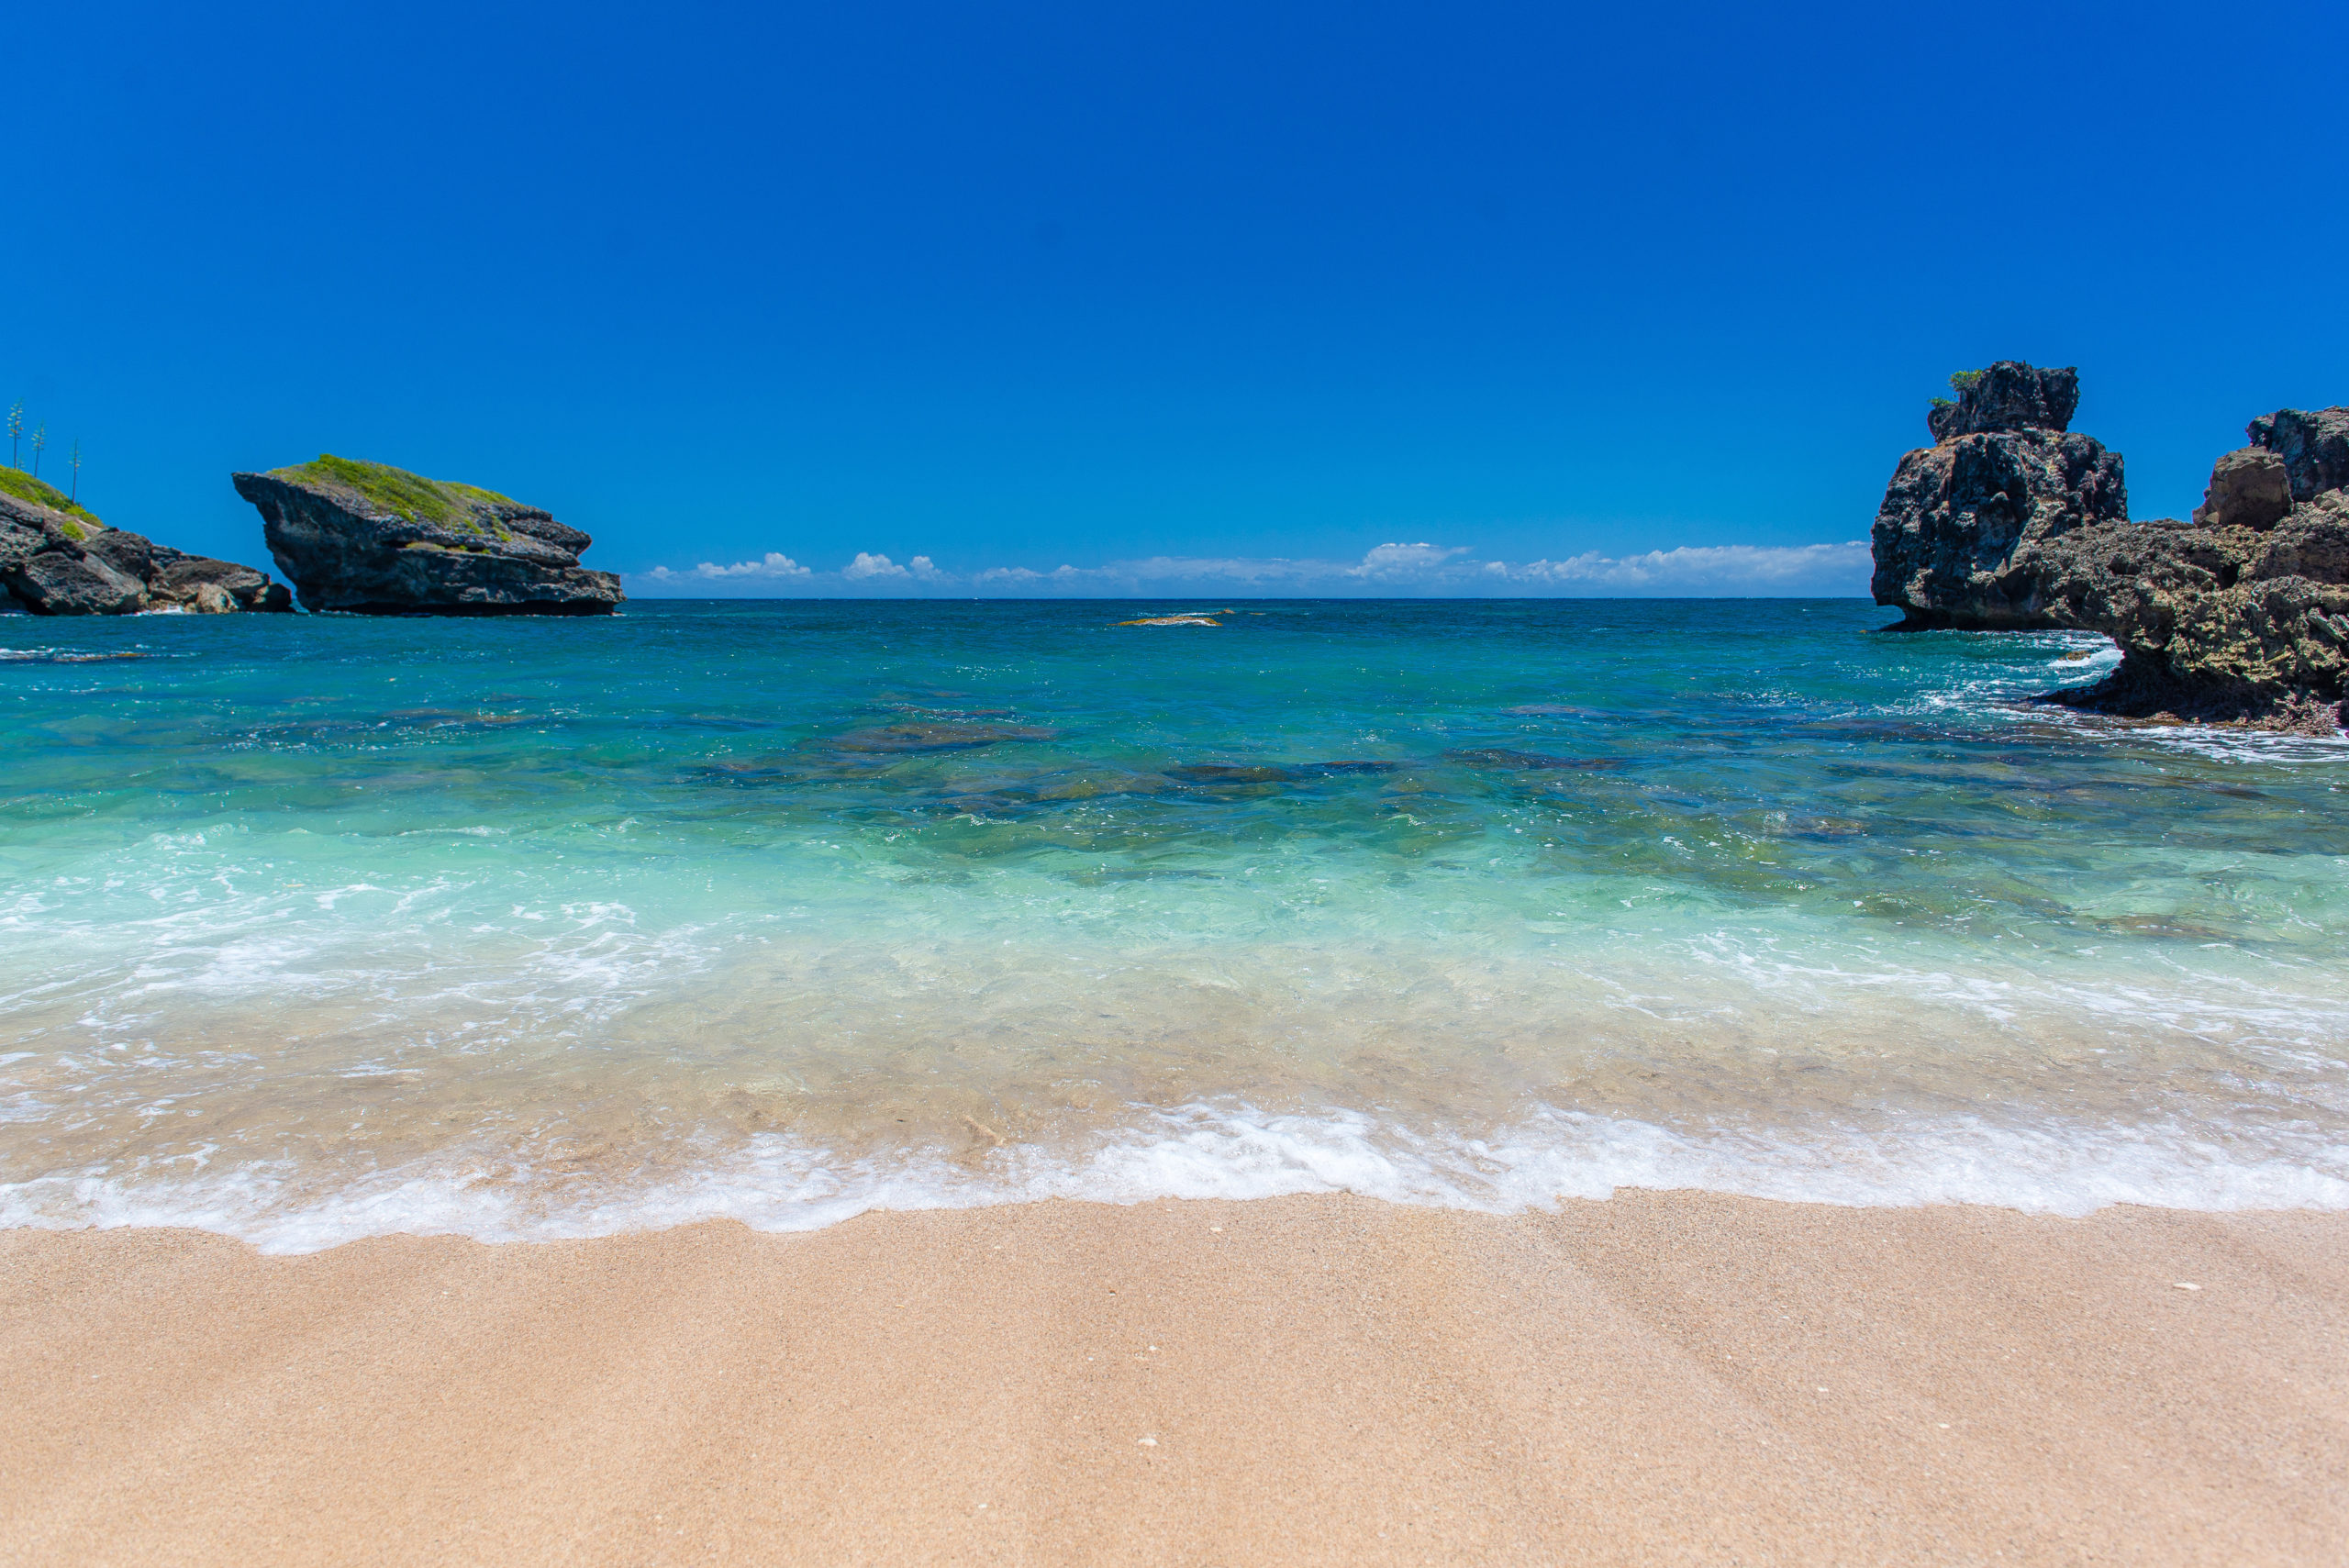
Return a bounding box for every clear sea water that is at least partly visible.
[4,599,2345,1251]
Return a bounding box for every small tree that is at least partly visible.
[30,425,45,478]
[5,402,20,470]
[70,439,82,503]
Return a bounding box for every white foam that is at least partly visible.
[5,1100,2343,1254]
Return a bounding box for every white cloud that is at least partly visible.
[633,539,1872,597]
[645,551,811,582]
[1497,542,1872,590]
[1346,542,1471,581]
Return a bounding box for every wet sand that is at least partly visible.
[2,1192,2342,1565]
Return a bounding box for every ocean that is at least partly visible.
[3,598,2343,1251]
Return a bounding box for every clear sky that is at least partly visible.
[6,1,2343,597]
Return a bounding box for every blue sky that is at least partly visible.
[6,1,2343,597]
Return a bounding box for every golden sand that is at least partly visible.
[3,1192,2342,1565]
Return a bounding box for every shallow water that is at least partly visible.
[4,599,2344,1251]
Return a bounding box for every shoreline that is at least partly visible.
[5,1191,2343,1565]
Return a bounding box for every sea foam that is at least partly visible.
[5,1100,2344,1255]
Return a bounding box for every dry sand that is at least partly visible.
[1,1192,2343,1566]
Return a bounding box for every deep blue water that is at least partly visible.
[4,599,2344,1249]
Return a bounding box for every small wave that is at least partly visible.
[0,649,145,663]
[5,1100,2343,1254]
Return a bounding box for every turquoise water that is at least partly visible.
[4,599,2345,1250]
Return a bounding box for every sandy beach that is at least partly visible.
[2,1192,2342,1565]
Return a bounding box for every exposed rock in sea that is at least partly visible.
[1865,372,2349,733]
[1870,362,2128,628]
[1,473,291,615]
[231,456,623,616]
[2031,462,2349,734]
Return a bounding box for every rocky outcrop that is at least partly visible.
[1868,365,2349,731]
[2248,406,2349,503]
[1925,361,2081,441]
[232,456,623,616]
[1,484,291,615]
[2191,449,2292,529]
[2030,453,2349,734]
[1871,362,2128,628]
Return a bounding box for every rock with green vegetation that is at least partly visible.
[0,466,106,534]
[1871,360,2126,628]
[1,478,291,616]
[1924,362,2080,442]
[232,456,623,616]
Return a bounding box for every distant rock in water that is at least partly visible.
[1870,361,2127,629]
[1,470,290,616]
[232,456,623,616]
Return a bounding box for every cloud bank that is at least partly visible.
[634,540,1871,598]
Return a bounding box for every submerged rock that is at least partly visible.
[1443,748,1620,770]
[1,476,290,615]
[1165,763,1295,784]
[824,721,1059,752]
[231,455,622,616]
[1870,361,2128,628]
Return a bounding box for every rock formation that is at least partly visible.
[232,456,623,616]
[1865,370,2349,732]
[2031,436,2349,733]
[2247,406,2349,503]
[2190,448,2292,529]
[1870,362,2128,628]
[1,475,290,615]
